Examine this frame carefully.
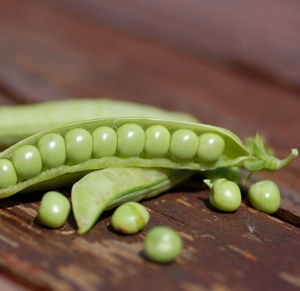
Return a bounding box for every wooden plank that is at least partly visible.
[0,1,299,290]
[43,0,300,90]
[0,187,299,291]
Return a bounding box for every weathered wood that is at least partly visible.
[46,0,300,91]
[0,0,299,290]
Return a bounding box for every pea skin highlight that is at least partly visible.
[37,191,71,229]
[111,202,150,234]
[144,226,183,263]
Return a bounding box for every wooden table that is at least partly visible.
[0,1,300,290]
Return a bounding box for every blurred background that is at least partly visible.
[0,0,299,147]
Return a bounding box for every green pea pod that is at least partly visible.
[72,167,192,234]
[0,117,297,198]
[0,98,198,147]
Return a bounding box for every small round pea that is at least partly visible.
[0,159,18,188]
[117,123,145,157]
[197,133,225,162]
[37,191,71,228]
[145,125,170,158]
[169,129,199,161]
[65,128,93,164]
[38,133,66,168]
[12,145,43,179]
[208,178,241,212]
[111,202,150,234]
[144,226,182,263]
[92,126,117,158]
[248,180,281,214]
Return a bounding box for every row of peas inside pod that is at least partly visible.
[0,119,231,193]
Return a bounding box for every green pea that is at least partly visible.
[0,159,18,188]
[12,145,43,179]
[248,180,281,214]
[38,133,66,168]
[145,125,170,158]
[65,128,93,164]
[92,126,117,158]
[205,178,241,212]
[117,123,145,157]
[37,191,71,228]
[144,226,182,263]
[111,201,150,234]
[197,133,225,162]
[170,129,198,161]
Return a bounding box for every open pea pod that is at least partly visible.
[0,117,297,199]
[72,167,192,234]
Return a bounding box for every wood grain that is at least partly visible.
[0,0,300,290]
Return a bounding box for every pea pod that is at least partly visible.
[0,117,297,199]
[72,167,192,234]
[0,98,198,147]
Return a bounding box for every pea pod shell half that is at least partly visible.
[72,167,192,234]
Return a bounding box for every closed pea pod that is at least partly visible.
[0,98,198,147]
[92,126,117,158]
[145,125,170,158]
[38,133,66,168]
[12,145,43,179]
[65,128,93,164]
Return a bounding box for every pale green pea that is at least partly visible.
[197,133,225,162]
[111,201,150,234]
[205,178,241,212]
[117,123,145,157]
[0,159,18,188]
[37,191,71,228]
[12,145,43,179]
[38,133,66,168]
[248,180,281,214]
[169,129,198,161]
[92,126,117,158]
[65,128,93,164]
[145,125,170,158]
[144,226,182,263]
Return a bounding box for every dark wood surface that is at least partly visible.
[0,1,300,290]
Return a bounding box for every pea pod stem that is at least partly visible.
[245,134,298,172]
